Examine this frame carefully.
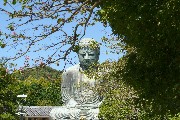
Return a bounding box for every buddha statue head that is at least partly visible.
[77,38,100,71]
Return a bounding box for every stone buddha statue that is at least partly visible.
[50,38,102,120]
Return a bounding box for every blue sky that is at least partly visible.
[0,1,123,71]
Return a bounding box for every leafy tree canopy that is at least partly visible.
[0,65,19,119]
[0,64,63,119]
[16,65,62,80]
[99,0,180,118]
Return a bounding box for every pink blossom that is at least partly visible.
[5,11,9,14]
[12,31,16,36]
[25,56,30,60]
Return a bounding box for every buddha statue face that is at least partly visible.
[77,38,100,70]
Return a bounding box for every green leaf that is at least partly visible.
[1,44,6,48]
[3,0,7,5]
[57,18,64,24]
[12,0,16,5]
[72,45,80,53]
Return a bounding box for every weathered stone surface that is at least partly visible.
[50,38,102,120]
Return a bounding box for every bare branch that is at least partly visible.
[0,8,12,15]
[0,0,102,65]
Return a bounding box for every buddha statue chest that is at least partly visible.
[61,64,100,106]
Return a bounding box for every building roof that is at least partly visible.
[22,106,60,117]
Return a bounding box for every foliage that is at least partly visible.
[0,65,19,119]
[99,0,180,119]
[0,63,63,119]
[95,60,138,120]
[16,65,62,80]
[18,76,63,106]
[98,68,139,119]
[98,58,180,120]
[3,0,28,6]
[15,65,63,106]
[169,113,180,120]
